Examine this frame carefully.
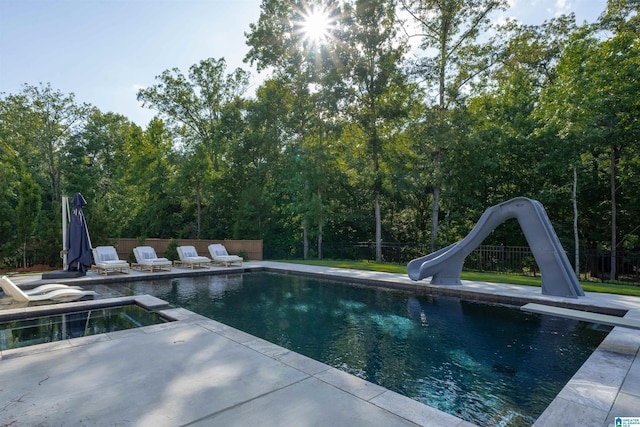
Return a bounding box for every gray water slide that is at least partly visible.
[407,197,585,298]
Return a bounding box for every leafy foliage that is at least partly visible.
[0,0,637,279]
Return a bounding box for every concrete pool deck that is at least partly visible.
[1,261,639,426]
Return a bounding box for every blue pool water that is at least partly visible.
[119,272,610,426]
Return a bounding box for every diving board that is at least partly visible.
[521,303,640,330]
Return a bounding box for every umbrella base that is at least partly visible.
[42,270,86,279]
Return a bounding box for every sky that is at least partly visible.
[0,0,607,127]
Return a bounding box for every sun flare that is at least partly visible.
[298,6,333,46]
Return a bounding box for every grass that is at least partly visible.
[275,259,640,297]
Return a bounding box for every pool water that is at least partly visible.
[120,272,610,426]
[0,305,167,351]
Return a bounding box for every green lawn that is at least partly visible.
[274,259,640,297]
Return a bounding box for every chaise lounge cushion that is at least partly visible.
[177,246,211,263]
[132,246,172,272]
[174,246,211,269]
[134,246,170,263]
[92,246,130,275]
[208,244,243,266]
[93,246,129,266]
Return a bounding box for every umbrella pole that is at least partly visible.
[62,195,68,270]
[83,211,93,250]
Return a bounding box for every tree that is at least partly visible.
[0,167,18,267]
[0,106,21,267]
[400,0,508,250]
[246,0,346,258]
[16,169,41,268]
[63,109,142,243]
[0,83,89,202]
[231,79,297,243]
[536,1,640,279]
[137,58,250,237]
[339,0,415,261]
[1,84,91,266]
[119,118,179,239]
[457,16,580,241]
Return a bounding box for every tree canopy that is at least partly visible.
[0,0,638,280]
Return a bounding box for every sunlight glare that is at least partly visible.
[300,6,332,45]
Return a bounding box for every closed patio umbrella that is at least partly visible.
[66,193,92,273]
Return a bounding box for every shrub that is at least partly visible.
[164,238,180,261]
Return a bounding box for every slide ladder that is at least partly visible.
[408,197,584,298]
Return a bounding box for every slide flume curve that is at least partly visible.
[407,197,584,298]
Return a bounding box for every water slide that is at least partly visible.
[407,197,584,298]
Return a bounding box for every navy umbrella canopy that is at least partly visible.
[66,193,92,272]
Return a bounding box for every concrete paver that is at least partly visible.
[0,318,428,426]
[190,376,418,427]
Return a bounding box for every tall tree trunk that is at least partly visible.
[317,223,323,259]
[373,136,381,261]
[303,180,309,260]
[610,144,617,281]
[430,148,441,252]
[571,166,580,278]
[375,192,382,262]
[431,184,440,252]
[196,178,201,239]
[317,188,323,260]
[573,167,579,277]
[303,222,309,259]
[430,14,448,254]
[370,97,382,263]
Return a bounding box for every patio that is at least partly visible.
[0,262,638,426]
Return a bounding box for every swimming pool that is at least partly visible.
[112,272,611,426]
[0,304,167,350]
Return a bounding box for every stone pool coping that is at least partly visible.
[0,294,170,322]
[1,261,639,426]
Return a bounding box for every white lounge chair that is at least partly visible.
[0,276,97,303]
[175,246,211,269]
[208,244,243,267]
[132,246,172,272]
[92,246,130,275]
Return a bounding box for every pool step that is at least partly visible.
[521,303,640,330]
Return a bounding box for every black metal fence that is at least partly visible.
[264,242,640,285]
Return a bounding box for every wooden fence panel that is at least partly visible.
[110,239,262,262]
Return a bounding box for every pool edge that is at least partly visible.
[3,261,640,426]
